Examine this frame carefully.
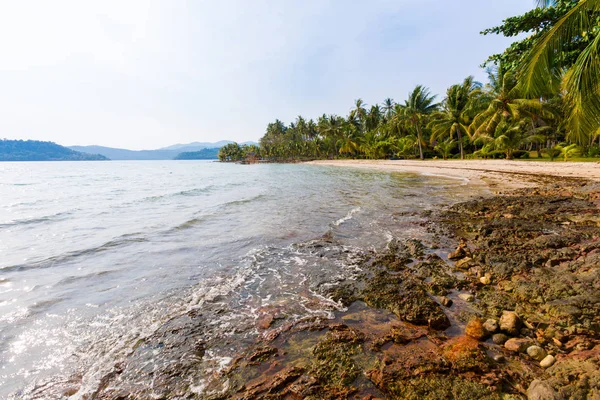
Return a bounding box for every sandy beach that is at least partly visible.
[307,159,600,191]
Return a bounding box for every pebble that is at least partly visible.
[499,311,521,335]
[440,296,452,307]
[527,345,547,361]
[505,338,531,352]
[479,274,492,285]
[492,333,509,345]
[465,319,486,340]
[483,319,498,334]
[493,354,505,363]
[540,354,556,368]
[458,293,474,302]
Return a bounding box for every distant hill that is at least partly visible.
[174,148,220,160]
[70,141,257,160]
[161,141,258,151]
[1,139,108,161]
[69,145,181,160]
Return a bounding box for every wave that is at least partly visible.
[0,234,147,273]
[0,210,76,229]
[222,194,266,208]
[333,207,361,226]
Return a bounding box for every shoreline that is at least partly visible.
[306,159,600,192]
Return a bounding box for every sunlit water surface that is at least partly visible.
[0,161,483,397]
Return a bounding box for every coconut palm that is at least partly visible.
[382,98,395,119]
[398,85,439,159]
[471,67,547,139]
[520,0,600,146]
[429,76,482,159]
[554,143,582,161]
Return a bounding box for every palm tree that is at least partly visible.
[382,98,395,119]
[352,99,368,130]
[429,76,482,159]
[520,0,600,146]
[471,67,546,139]
[399,85,439,159]
[554,143,582,161]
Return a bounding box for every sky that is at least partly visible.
[0,1,533,150]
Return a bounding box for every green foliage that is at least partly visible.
[218,143,244,162]
[174,148,219,160]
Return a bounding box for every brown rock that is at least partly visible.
[527,379,558,400]
[448,246,467,260]
[505,338,531,353]
[499,311,521,335]
[492,333,509,345]
[465,319,487,341]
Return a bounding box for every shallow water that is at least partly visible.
[0,161,484,398]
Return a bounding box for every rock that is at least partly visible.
[479,274,492,285]
[465,319,487,341]
[439,296,452,307]
[505,338,531,353]
[527,379,558,400]
[527,345,547,361]
[458,293,474,302]
[492,333,509,345]
[454,257,472,269]
[448,246,467,260]
[483,319,498,334]
[493,354,505,363]
[540,354,556,368]
[499,311,521,335]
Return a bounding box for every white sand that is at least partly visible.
[306,159,600,191]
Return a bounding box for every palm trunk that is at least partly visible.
[416,124,424,160]
[457,129,464,160]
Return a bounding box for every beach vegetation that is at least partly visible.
[251,0,599,162]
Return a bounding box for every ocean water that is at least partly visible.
[0,161,480,398]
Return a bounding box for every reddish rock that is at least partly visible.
[504,338,531,353]
[465,319,487,341]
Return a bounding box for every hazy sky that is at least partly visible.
[0,1,532,150]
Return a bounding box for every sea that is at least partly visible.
[0,161,482,398]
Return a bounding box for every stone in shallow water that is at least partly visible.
[483,319,498,334]
[492,333,509,345]
[505,338,531,353]
[465,319,487,341]
[499,311,521,335]
[527,345,547,361]
[540,354,556,368]
[458,293,474,302]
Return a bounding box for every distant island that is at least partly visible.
[69,141,257,160]
[174,148,220,160]
[0,139,108,161]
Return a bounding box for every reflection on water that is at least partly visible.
[0,160,483,397]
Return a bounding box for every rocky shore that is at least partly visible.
[204,179,600,399]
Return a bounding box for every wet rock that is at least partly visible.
[440,296,452,307]
[483,319,498,335]
[479,274,492,285]
[454,257,473,269]
[458,293,475,302]
[527,379,558,400]
[492,333,509,345]
[465,319,487,341]
[540,354,556,368]
[448,246,467,260]
[499,311,521,335]
[443,336,492,373]
[493,354,505,363]
[362,270,450,330]
[505,338,531,353]
[526,345,547,361]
